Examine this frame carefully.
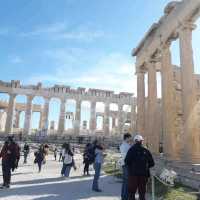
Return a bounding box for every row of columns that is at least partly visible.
[4,94,133,136]
[136,21,198,162]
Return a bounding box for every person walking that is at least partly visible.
[34,145,45,173]
[125,135,155,200]
[61,143,76,178]
[23,143,30,164]
[120,133,132,200]
[0,136,20,189]
[83,143,92,176]
[92,140,104,192]
[53,147,58,161]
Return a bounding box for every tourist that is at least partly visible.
[34,145,45,173]
[61,143,76,177]
[23,142,30,164]
[120,133,132,200]
[59,143,66,162]
[125,134,155,200]
[92,140,105,192]
[83,143,93,176]
[0,136,20,189]
[53,147,58,161]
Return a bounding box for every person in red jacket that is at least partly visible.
[0,136,20,189]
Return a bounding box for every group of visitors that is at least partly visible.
[120,133,155,200]
[0,133,154,200]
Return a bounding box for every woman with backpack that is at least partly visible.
[61,143,76,178]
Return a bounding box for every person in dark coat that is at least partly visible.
[23,143,30,164]
[34,145,45,173]
[125,135,155,200]
[0,136,20,188]
[83,143,92,176]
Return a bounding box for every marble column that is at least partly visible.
[74,100,81,135]
[41,97,50,130]
[103,103,110,135]
[5,93,16,134]
[130,102,136,133]
[118,104,123,134]
[161,42,177,159]
[179,22,198,161]
[90,101,96,134]
[15,110,21,128]
[58,98,66,134]
[24,95,34,135]
[147,60,158,153]
[136,69,145,135]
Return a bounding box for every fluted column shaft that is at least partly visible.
[103,103,110,135]
[118,104,123,134]
[58,98,66,134]
[161,42,177,159]
[41,98,50,130]
[147,61,158,153]
[74,100,81,135]
[24,95,34,135]
[179,22,197,161]
[136,70,145,135]
[5,93,16,134]
[15,110,21,128]
[90,101,96,134]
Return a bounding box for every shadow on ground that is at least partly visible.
[0,175,120,200]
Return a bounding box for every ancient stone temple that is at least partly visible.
[0,80,136,137]
[133,0,200,163]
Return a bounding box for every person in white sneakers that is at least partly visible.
[120,133,132,200]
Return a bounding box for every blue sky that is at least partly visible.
[0,0,200,129]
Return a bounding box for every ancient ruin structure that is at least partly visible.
[0,80,136,137]
[133,0,200,162]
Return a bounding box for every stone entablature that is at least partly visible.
[133,0,200,163]
[0,80,133,105]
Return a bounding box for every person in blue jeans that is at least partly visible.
[120,133,132,200]
[92,140,104,192]
[61,143,76,177]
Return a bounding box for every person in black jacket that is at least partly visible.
[125,135,154,200]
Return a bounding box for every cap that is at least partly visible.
[134,134,144,142]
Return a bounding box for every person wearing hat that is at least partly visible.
[125,134,154,200]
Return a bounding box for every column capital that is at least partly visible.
[26,95,34,101]
[179,21,196,32]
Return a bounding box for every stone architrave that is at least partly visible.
[90,101,96,134]
[161,42,178,160]
[179,21,199,161]
[136,69,145,136]
[103,103,110,135]
[24,95,34,135]
[5,93,16,134]
[74,100,81,135]
[147,60,158,153]
[40,97,50,130]
[58,98,66,134]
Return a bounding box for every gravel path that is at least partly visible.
[0,153,121,200]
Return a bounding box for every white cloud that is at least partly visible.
[27,52,137,95]
[20,22,105,42]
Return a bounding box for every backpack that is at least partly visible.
[64,153,73,165]
[132,148,150,176]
